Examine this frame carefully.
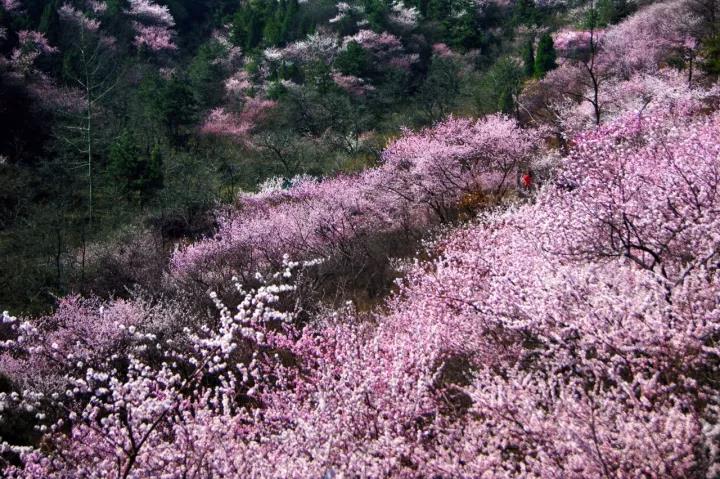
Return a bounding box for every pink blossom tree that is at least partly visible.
[126,0,177,51]
[171,114,539,294]
[0,0,19,13]
[341,29,417,70]
[523,0,707,134]
[8,30,57,76]
[199,99,277,144]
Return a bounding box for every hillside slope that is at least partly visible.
[1,0,720,476]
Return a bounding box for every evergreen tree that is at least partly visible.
[497,88,513,114]
[417,0,429,17]
[110,133,164,205]
[594,0,633,26]
[38,0,61,45]
[232,0,267,51]
[188,42,226,109]
[534,33,557,78]
[474,57,522,115]
[141,144,164,205]
[449,4,484,50]
[702,33,720,76]
[109,130,143,202]
[595,0,614,26]
[104,0,124,15]
[246,8,264,50]
[513,0,538,26]
[418,56,462,122]
[335,41,370,77]
[153,76,198,145]
[522,39,535,77]
[365,0,390,30]
[428,0,453,20]
[280,0,299,44]
[263,0,283,46]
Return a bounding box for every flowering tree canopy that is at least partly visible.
[126,0,177,51]
[173,114,538,285]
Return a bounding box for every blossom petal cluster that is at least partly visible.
[126,0,177,51]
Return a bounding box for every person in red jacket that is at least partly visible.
[521,170,533,189]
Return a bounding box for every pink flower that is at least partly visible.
[126,0,177,51]
[132,23,176,51]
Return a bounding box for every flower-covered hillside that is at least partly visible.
[1,0,720,477]
[3,92,719,479]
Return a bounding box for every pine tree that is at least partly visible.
[365,0,389,30]
[417,0,429,17]
[141,145,164,205]
[38,0,61,45]
[154,76,197,145]
[593,0,633,26]
[428,0,452,21]
[263,0,283,46]
[188,42,225,109]
[110,133,164,205]
[534,33,557,78]
[449,5,484,50]
[596,0,614,26]
[231,0,266,51]
[109,130,143,202]
[280,0,299,44]
[245,7,264,50]
[702,33,720,76]
[522,39,535,77]
[498,88,514,114]
[335,41,369,77]
[513,0,538,26]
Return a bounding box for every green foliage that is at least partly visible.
[592,0,634,27]
[474,57,523,115]
[109,131,142,198]
[417,0,500,52]
[702,33,720,76]
[38,0,61,45]
[231,0,308,50]
[305,60,335,94]
[188,41,226,109]
[281,0,301,43]
[104,0,125,16]
[522,39,535,77]
[427,0,453,20]
[415,0,425,17]
[263,1,284,45]
[447,3,485,50]
[512,0,539,26]
[335,41,370,77]
[152,76,198,145]
[109,132,163,205]
[363,0,391,30]
[231,0,263,50]
[147,145,164,191]
[534,33,557,78]
[497,88,514,115]
[418,55,463,122]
